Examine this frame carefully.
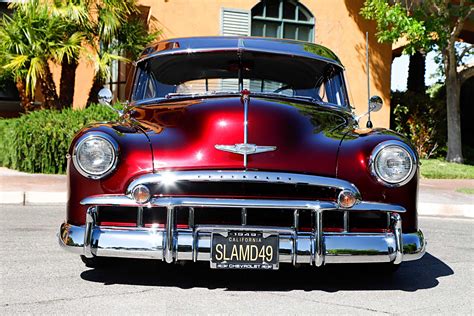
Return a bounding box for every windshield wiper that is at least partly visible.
[165,91,241,99]
[164,91,321,105]
[250,92,320,104]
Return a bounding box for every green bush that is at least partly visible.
[0,105,117,174]
[391,90,446,159]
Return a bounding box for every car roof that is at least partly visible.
[137,36,343,68]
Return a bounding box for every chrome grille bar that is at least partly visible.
[126,170,361,198]
[81,196,406,213]
[241,208,247,226]
[293,209,299,265]
[137,206,144,228]
[315,211,324,267]
[84,206,97,258]
[165,206,175,263]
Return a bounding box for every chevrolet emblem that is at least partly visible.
[215,143,277,155]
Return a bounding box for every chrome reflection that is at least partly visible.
[59,222,425,265]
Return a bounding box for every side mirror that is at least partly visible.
[369,95,383,112]
[355,95,384,126]
[98,88,113,106]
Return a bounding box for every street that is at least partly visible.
[0,205,472,315]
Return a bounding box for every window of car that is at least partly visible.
[132,51,350,108]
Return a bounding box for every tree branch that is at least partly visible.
[460,44,473,60]
[459,63,474,84]
[449,0,473,45]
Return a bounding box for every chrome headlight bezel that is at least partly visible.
[369,140,417,187]
[72,133,119,179]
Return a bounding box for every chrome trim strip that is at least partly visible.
[80,195,406,213]
[136,45,344,68]
[82,195,330,209]
[349,201,406,213]
[125,170,362,197]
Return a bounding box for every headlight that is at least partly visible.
[72,133,118,179]
[370,140,417,186]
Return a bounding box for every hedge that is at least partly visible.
[0,105,117,174]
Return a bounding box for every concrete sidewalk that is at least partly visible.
[0,167,473,218]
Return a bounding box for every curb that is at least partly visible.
[0,191,67,205]
[1,191,472,219]
[418,202,473,218]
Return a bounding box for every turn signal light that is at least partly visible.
[132,185,151,204]
[338,190,357,208]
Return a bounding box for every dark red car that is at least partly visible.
[59,36,425,271]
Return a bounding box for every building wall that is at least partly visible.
[73,0,392,128]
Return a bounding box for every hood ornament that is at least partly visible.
[215,143,277,155]
[215,90,276,167]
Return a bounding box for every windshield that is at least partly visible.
[132,50,350,107]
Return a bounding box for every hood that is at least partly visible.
[132,96,352,177]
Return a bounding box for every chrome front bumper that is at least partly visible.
[58,197,426,267]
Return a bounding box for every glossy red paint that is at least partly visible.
[337,129,419,232]
[67,124,153,225]
[67,96,419,233]
[134,96,350,177]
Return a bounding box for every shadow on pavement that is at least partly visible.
[80,252,452,292]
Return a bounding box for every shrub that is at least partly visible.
[391,91,446,159]
[0,105,117,174]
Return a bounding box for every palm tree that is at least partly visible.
[0,0,157,110]
[86,0,158,105]
[50,0,90,108]
[0,0,82,110]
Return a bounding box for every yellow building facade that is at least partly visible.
[71,0,392,127]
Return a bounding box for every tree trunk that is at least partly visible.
[39,67,61,110]
[407,51,426,93]
[15,79,33,112]
[87,74,105,106]
[59,59,78,108]
[444,48,463,163]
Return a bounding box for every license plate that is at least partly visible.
[210,231,279,270]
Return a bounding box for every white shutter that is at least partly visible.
[221,8,251,36]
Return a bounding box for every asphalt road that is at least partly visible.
[0,205,472,315]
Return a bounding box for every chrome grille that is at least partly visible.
[96,206,390,233]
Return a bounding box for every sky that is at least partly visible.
[391,51,440,91]
[391,43,473,91]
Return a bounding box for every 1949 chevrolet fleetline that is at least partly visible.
[59,36,425,271]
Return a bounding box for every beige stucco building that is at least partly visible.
[69,0,393,127]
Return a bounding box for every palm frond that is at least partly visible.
[26,57,45,96]
[3,55,29,72]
